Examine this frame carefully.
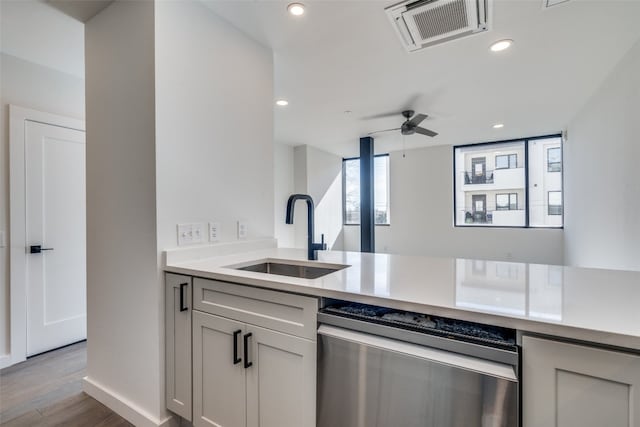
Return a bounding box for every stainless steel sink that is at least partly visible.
[234,260,347,279]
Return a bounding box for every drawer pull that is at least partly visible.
[243,333,253,369]
[179,283,188,312]
[233,329,242,365]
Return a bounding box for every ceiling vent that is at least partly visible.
[386,0,491,52]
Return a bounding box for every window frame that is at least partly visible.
[547,147,562,172]
[495,193,518,211]
[453,133,563,229]
[548,191,563,216]
[342,153,390,226]
[495,153,517,170]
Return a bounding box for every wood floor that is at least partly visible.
[0,342,132,427]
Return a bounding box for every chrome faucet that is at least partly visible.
[285,194,327,261]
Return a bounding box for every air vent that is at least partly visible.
[386,0,491,52]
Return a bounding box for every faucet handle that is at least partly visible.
[321,233,327,250]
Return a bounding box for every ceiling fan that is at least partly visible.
[367,110,438,138]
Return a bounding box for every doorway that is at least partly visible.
[9,106,86,364]
[471,157,486,184]
[472,194,487,224]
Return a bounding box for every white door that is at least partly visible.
[25,120,86,356]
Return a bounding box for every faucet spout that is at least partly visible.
[285,194,327,260]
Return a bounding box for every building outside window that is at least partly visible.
[547,147,562,172]
[454,135,563,228]
[548,191,562,215]
[343,155,390,225]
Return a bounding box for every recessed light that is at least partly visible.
[489,39,514,52]
[493,123,505,129]
[287,3,305,16]
[276,99,289,106]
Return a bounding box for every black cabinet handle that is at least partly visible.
[233,329,242,365]
[243,333,253,369]
[30,245,54,254]
[179,283,188,312]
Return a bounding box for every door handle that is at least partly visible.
[243,332,253,369]
[179,283,188,312]
[233,329,242,365]
[30,245,54,254]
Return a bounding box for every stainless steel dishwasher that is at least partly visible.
[317,303,519,427]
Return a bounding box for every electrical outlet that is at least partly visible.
[209,222,221,242]
[237,221,247,240]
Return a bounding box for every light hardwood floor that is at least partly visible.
[0,342,132,427]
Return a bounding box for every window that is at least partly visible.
[454,135,563,228]
[548,191,562,215]
[343,155,390,225]
[547,147,562,172]
[495,154,517,169]
[496,193,518,210]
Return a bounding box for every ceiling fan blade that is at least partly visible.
[414,126,438,137]
[367,127,401,136]
[361,112,402,121]
[407,113,428,127]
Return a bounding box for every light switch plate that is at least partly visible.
[209,222,221,242]
[177,223,205,246]
[237,221,247,240]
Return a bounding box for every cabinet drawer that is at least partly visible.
[193,278,318,340]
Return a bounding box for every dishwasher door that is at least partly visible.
[317,325,518,427]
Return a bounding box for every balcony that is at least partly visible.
[461,168,525,191]
[458,209,525,226]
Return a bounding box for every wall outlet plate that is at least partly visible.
[177,223,205,246]
[209,222,220,242]
[237,221,247,240]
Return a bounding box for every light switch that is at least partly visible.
[177,223,205,246]
[209,222,221,242]
[237,221,247,240]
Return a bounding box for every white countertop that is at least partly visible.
[164,241,640,350]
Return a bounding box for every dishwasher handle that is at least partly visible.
[318,324,517,382]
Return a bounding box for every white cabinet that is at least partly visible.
[246,324,316,427]
[165,273,192,421]
[523,335,640,427]
[171,277,317,427]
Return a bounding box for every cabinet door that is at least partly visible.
[165,273,192,421]
[193,311,247,427]
[245,325,316,427]
[523,336,640,427]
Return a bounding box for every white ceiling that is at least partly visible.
[0,0,84,78]
[203,0,640,157]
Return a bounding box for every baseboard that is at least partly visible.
[0,354,12,370]
[82,376,178,427]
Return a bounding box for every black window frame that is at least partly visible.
[453,133,564,229]
[495,193,518,211]
[342,153,390,226]
[495,153,517,170]
[547,147,562,172]
[548,191,563,216]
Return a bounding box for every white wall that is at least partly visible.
[289,145,344,251]
[85,1,163,423]
[155,0,274,251]
[344,145,565,265]
[565,39,640,271]
[274,143,295,247]
[0,52,84,362]
[85,0,275,423]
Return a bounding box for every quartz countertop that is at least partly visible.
[164,241,640,351]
